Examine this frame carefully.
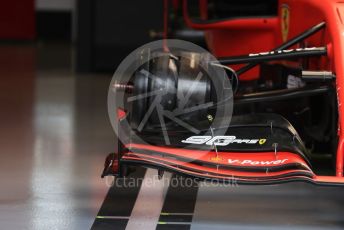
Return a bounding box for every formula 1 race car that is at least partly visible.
[102,0,344,185]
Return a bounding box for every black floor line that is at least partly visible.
[156,175,199,230]
[91,167,146,230]
[92,171,199,230]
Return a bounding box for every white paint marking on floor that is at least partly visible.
[126,169,171,230]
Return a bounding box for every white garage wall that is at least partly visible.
[35,0,75,11]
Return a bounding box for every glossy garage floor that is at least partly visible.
[1,43,344,230]
[0,43,113,229]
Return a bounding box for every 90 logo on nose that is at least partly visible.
[182,136,267,146]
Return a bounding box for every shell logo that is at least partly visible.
[210,156,223,162]
[259,139,267,145]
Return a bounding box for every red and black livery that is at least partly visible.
[103,0,344,185]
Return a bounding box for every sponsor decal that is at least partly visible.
[281,4,290,42]
[248,47,324,57]
[182,136,267,146]
[228,159,289,166]
[287,74,306,89]
[210,156,223,162]
[259,139,267,145]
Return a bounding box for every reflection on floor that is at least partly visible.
[0,42,113,229]
[1,42,344,230]
[92,169,344,230]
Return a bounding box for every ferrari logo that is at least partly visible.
[281,4,290,42]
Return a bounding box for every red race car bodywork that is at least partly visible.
[103,0,344,186]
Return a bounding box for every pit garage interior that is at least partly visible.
[2,0,344,230]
